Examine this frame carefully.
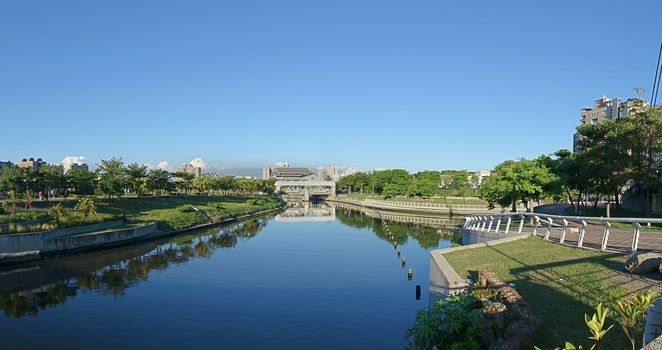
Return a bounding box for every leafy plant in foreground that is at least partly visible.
[406,293,484,350]
[616,291,656,350]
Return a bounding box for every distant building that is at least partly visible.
[62,161,89,173]
[573,96,649,152]
[272,167,313,180]
[180,164,202,178]
[0,161,13,170]
[318,165,338,180]
[341,167,358,177]
[17,157,47,172]
[262,166,272,180]
[474,170,492,185]
[263,162,313,180]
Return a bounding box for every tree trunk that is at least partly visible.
[511,198,516,212]
[646,187,651,217]
[565,186,574,207]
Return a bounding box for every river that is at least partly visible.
[0,203,463,349]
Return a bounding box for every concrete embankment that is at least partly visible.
[328,197,519,215]
[429,233,530,296]
[0,205,286,265]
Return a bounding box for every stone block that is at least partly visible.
[625,252,662,274]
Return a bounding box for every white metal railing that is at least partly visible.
[462,212,662,253]
[364,198,503,211]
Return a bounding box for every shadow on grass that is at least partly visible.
[458,243,632,349]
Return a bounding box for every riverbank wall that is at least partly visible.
[328,197,520,215]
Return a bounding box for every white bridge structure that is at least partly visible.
[275,180,336,201]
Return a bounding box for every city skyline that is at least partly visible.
[2,1,661,170]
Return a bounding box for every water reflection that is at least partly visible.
[0,217,271,318]
[0,204,462,320]
[334,204,462,249]
[275,202,336,222]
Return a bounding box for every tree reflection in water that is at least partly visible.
[0,218,270,318]
[335,207,462,249]
[0,209,460,319]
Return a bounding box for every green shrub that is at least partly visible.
[177,204,197,213]
[407,292,484,350]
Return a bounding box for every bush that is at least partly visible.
[177,204,197,213]
[407,292,484,350]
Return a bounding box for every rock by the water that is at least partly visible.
[625,252,662,274]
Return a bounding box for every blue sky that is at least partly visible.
[1,0,661,172]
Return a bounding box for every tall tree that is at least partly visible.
[479,159,557,211]
[125,163,149,197]
[97,157,126,201]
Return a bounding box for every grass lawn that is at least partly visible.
[0,210,50,224]
[443,237,631,349]
[1,195,282,233]
[97,195,282,231]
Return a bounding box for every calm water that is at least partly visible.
[0,204,462,350]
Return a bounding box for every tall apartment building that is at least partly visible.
[17,157,47,172]
[318,165,338,180]
[572,96,649,152]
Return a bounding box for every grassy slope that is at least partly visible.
[97,195,281,231]
[443,237,630,349]
[1,195,281,233]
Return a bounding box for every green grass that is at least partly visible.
[0,210,50,224]
[2,195,283,233]
[95,195,282,231]
[443,237,630,349]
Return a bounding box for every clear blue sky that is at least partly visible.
[1,0,661,172]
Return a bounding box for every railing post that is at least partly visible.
[481,216,487,231]
[560,219,568,244]
[505,216,512,234]
[517,215,525,233]
[632,222,641,253]
[533,216,541,236]
[495,216,502,233]
[487,216,494,232]
[578,220,587,248]
[543,218,553,240]
[601,221,611,251]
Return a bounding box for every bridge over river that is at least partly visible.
[275,180,336,201]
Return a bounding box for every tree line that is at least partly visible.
[479,106,662,213]
[336,169,478,200]
[0,157,276,202]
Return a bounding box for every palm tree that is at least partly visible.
[97,157,126,202]
[74,197,97,218]
[49,203,66,226]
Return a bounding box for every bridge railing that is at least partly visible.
[463,212,662,253]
